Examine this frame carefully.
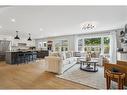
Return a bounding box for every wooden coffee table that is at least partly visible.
[80,59,98,72]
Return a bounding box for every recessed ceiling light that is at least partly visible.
[40,28,43,31]
[11,18,16,22]
[0,26,2,29]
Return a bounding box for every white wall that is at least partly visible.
[35,35,75,51]
[0,35,12,41]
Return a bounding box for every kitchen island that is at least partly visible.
[5,51,37,64]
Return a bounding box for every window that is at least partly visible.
[55,40,69,52]
[84,38,101,53]
[77,36,110,56]
[61,40,68,51]
[85,38,101,46]
[78,39,83,51]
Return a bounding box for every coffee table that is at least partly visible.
[80,59,98,72]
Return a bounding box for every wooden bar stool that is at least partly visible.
[105,69,125,89]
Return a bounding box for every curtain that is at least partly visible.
[110,31,117,63]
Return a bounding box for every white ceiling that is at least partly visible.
[0,6,127,39]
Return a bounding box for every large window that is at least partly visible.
[78,36,110,55]
[84,38,101,53]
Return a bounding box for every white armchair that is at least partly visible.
[45,56,62,74]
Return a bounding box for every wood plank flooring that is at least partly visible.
[0,60,94,89]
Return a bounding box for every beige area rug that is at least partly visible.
[56,64,126,89]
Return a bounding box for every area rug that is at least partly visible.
[56,64,127,89]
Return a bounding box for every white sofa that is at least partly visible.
[45,52,77,74]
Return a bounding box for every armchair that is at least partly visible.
[104,60,127,86]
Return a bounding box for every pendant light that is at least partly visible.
[14,31,20,39]
[28,33,32,41]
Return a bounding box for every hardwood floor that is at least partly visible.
[0,60,94,89]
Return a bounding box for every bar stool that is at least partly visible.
[32,52,37,61]
[24,53,29,64]
[105,69,125,89]
[28,52,33,62]
[16,52,24,65]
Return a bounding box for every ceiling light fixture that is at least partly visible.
[81,21,97,30]
[28,33,32,41]
[0,26,2,29]
[14,31,20,39]
[11,18,16,22]
[40,28,43,31]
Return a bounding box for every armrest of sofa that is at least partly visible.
[45,56,62,74]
